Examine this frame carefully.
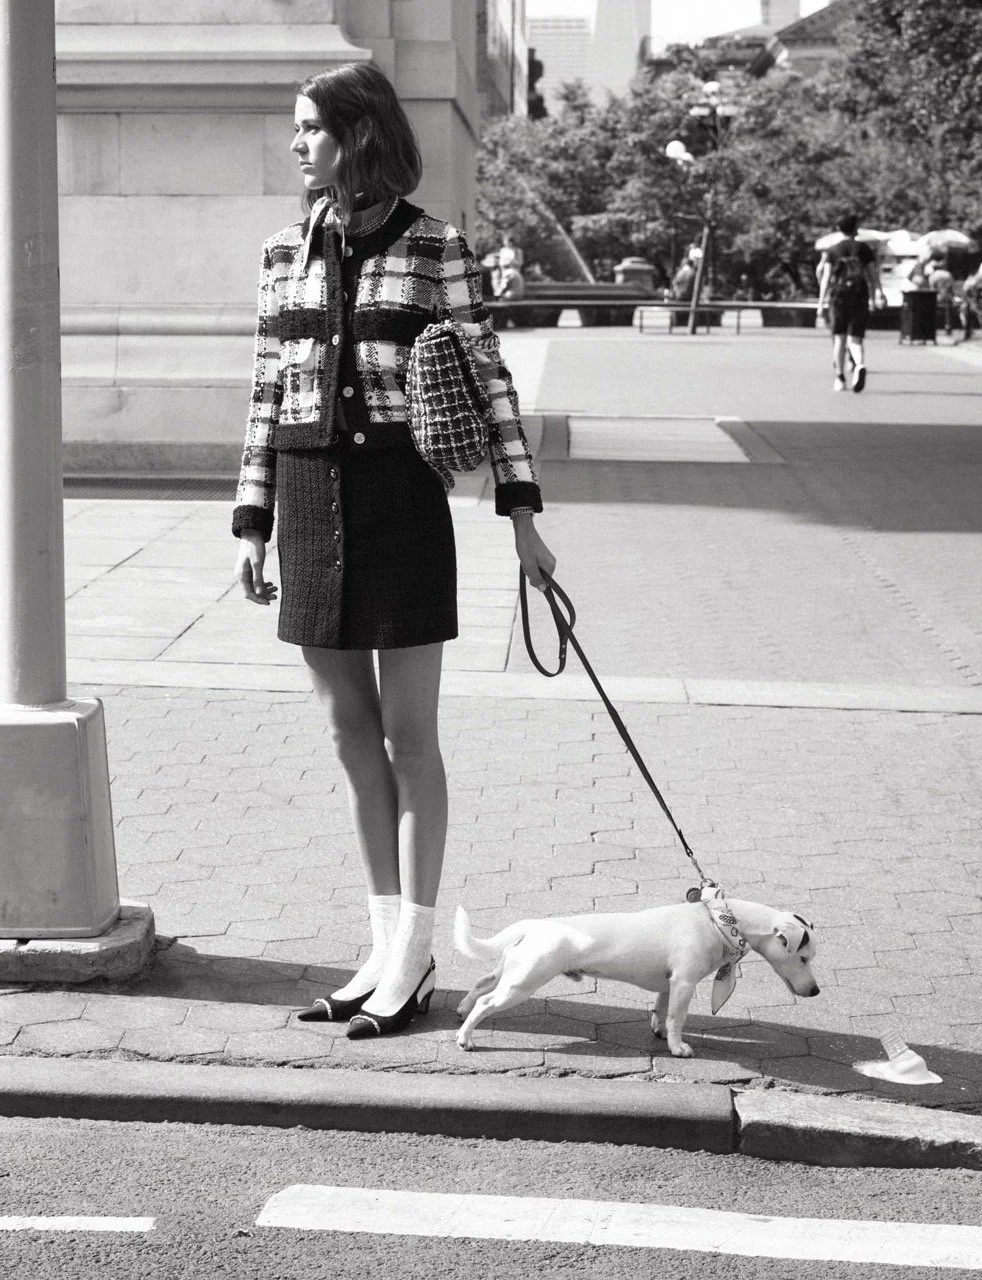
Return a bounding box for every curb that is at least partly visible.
[0,1058,731,1154]
[736,1090,982,1170]
[0,1058,980,1169]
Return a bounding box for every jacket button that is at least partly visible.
[342,386,354,398]
[344,246,353,257]
[329,467,338,480]
[331,501,339,514]
[331,334,340,346]
[353,432,366,444]
[335,558,342,570]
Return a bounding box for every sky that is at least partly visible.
[526,0,831,50]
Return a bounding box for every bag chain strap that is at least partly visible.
[519,569,715,894]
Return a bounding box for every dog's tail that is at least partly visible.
[454,906,526,963]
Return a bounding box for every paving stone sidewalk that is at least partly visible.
[3,328,981,1113]
[1,684,979,1113]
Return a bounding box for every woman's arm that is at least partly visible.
[816,257,831,313]
[439,229,542,518]
[232,241,283,542]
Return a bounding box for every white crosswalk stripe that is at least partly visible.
[256,1186,982,1270]
[0,1215,154,1232]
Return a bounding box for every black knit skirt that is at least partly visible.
[275,433,457,650]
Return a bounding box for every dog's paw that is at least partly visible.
[649,1015,665,1039]
[456,1033,475,1052]
[669,1042,695,1058]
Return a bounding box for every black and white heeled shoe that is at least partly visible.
[296,988,375,1023]
[346,960,436,1039]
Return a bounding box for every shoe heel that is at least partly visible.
[416,961,437,1015]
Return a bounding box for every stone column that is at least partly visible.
[56,0,484,474]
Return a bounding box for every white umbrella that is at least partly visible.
[814,228,890,251]
[884,229,919,255]
[913,229,979,253]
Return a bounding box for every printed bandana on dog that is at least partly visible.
[701,889,749,1014]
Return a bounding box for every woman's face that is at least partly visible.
[290,95,339,191]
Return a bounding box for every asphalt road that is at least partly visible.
[0,1116,978,1278]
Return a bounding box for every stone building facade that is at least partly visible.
[55,0,496,472]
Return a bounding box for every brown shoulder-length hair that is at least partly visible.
[298,62,422,220]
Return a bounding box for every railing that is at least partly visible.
[636,300,820,334]
[484,297,821,332]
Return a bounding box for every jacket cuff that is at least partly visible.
[495,481,543,517]
[232,505,274,542]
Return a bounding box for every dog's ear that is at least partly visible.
[775,918,811,952]
[793,913,815,931]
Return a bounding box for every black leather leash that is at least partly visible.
[520,569,715,897]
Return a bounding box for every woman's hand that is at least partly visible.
[235,530,279,606]
[512,513,556,591]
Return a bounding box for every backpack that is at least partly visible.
[829,242,866,299]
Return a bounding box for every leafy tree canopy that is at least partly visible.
[476,1,982,292]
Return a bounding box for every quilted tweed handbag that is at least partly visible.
[404,317,492,474]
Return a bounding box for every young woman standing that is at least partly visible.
[232,63,555,1039]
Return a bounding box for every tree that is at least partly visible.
[475,83,623,277]
[475,4,982,298]
[830,0,982,233]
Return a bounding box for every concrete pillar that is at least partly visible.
[0,1,152,970]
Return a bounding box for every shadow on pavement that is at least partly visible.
[539,420,982,533]
[125,945,981,1112]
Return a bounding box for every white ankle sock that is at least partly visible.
[330,893,401,1001]
[362,900,435,1017]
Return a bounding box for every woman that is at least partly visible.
[232,62,555,1039]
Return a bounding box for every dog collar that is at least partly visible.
[702,893,749,1014]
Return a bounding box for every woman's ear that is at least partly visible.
[354,117,372,148]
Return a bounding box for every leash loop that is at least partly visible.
[520,569,712,887]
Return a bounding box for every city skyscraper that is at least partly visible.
[761,0,801,28]
[527,0,649,109]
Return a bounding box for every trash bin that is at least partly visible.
[899,290,937,343]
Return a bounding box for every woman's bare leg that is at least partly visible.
[377,642,447,908]
[356,642,447,1018]
[301,645,400,896]
[300,646,401,1004]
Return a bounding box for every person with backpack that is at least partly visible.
[817,214,885,392]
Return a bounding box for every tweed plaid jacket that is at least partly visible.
[232,197,542,541]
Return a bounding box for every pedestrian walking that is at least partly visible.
[817,214,885,392]
[232,62,556,1039]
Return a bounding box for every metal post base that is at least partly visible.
[0,698,127,938]
[0,901,154,984]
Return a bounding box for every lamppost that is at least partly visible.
[666,80,738,335]
[0,1,153,979]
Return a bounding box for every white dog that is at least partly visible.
[454,899,819,1057]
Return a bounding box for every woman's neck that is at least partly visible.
[347,196,387,233]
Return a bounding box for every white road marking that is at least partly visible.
[256,1186,982,1270]
[0,1216,154,1232]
